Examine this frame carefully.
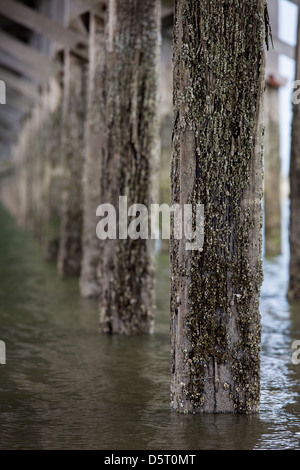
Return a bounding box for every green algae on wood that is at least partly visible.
[171,0,267,413]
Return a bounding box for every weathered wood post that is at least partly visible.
[288,7,300,300]
[98,0,161,334]
[42,102,64,262]
[80,12,106,298]
[171,0,267,413]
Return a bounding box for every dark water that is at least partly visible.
[0,200,300,450]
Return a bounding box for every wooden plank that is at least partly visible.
[0,100,25,119]
[0,67,40,103]
[273,37,295,60]
[0,31,61,80]
[5,90,32,113]
[70,0,106,16]
[0,0,88,60]
[0,0,87,48]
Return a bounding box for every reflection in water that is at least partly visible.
[258,198,300,449]
[0,200,299,450]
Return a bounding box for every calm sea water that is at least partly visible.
[0,200,299,450]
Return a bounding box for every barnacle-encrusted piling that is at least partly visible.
[42,106,64,262]
[171,0,267,413]
[80,13,106,298]
[98,0,161,334]
[264,81,281,257]
[58,53,87,278]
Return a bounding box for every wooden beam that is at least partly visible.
[0,97,24,121]
[5,90,32,113]
[0,0,88,60]
[0,32,61,81]
[0,67,40,103]
[0,101,23,118]
[0,51,45,84]
[70,0,106,16]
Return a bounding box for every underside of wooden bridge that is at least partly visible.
[0,0,296,165]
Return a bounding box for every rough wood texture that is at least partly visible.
[58,53,86,277]
[80,14,106,298]
[99,0,161,334]
[171,0,266,413]
[42,106,64,262]
[288,7,300,300]
[264,83,281,257]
